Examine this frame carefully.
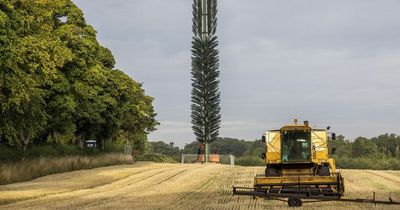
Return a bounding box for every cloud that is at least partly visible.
[73,0,400,147]
[149,121,193,147]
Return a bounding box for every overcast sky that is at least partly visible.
[72,0,400,147]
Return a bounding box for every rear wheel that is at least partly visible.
[288,197,302,207]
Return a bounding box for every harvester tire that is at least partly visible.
[338,173,345,195]
[318,165,330,176]
[288,197,302,207]
[265,167,280,177]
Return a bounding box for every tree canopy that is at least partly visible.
[0,0,158,152]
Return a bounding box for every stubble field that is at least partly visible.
[0,162,400,210]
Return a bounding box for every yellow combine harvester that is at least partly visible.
[256,120,344,197]
[233,120,400,207]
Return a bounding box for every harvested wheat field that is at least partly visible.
[0,162,399,210]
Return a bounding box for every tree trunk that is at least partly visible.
[19,130,30,152]
[77,132,84,149]
[52,131,60,144]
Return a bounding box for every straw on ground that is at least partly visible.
[0,162,400,210]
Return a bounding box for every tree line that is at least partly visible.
[145,138,265,165]
[148,134,400,169]
[0,0,158,153]
[329,134,400,169]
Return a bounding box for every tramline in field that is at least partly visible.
[233,120,400,207]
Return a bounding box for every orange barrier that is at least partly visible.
[209,154,220,163]
[196,154,220,163]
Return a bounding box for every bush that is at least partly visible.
[236,156,265,166]
[136,153,179,163]
[28,145,65,157]
[335,156,400,170]
[147,141,181,157]
[104,141,125,153]
[0,153,133,185]
[0,145,22,162]
[0,143,128,163]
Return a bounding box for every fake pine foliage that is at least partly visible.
[191,0,221,144]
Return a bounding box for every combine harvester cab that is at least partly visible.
[233,120,400,207]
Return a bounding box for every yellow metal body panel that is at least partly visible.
[266,131,281,163]
[281,168,312,175]
[327,158,336,173]
[281,125,310,131]
[311,130,329,164]
[254,175,337,186]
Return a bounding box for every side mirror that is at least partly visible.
[331,133,336,140]
[261,153,266,159]
[261,136,266,143]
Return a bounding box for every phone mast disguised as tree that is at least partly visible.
[190,0,221,163]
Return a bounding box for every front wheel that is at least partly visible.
[265,167,280,177]
[317,165,330,176]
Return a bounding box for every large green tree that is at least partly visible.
[190,0,221,151]
[351,137,378,158]
[0,0,158,152]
